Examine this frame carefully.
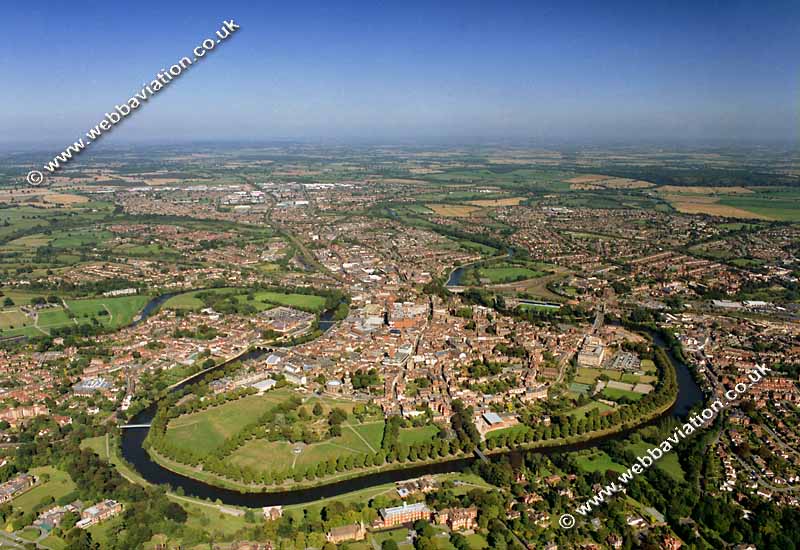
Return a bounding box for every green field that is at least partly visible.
[568,400,614,418]
[485,424,532,441]
[0,294,150,338]
[625,441,684,480]
[80,435,109,460]
[477,266,545,283]
[163,288,326,313]
[167,390,293,454]
[229,420,384,473]
[602,387,644,402]
[398,425,440,445]
[10,467,76,516]
[575,450,626,474]
[253,291,326,311]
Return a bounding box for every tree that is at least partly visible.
[382,540,399,550]
[313,402,323,416]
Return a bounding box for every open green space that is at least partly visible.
[398,424,440,445]
[575,450,626,474]
[167,390,293,455]
[0,293,150,338]
[602,387,644,402]
[477,265,545,283]
[568,400,614,418]
[625,441,685,481]
[229,419,384,473]
[80,435,109,460]
[10,467,76,516]
[163,287,327,313]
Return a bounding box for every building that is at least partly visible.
[76,500,122,529]
[0,474,35,503]
[326,522,366,543]
[262,506,282,521]
[577,336,606,367]
[72,378,112,395]
[378,502,431,528]
[434,507,478,531]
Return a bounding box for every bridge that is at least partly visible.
[120,424,151,429]
[474,447,489,463]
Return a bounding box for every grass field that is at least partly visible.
[0,294,150,338]
[252,291,326,312]
[426,204,482,217]
[10,467,76,515]
[163,288,326,313]
[398,425,440,445]
[477,266,545,284]
[80,435,109,460]
[575,450,627,474]
[167,390,293,455]
[602,387,644,402]
[625,441,684,480]
[574,367,656,386]
[485,424,532,441]
[568,400,614,418]
[229,420,384,472]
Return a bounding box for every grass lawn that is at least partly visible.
[167,390,292,455]
[80,435,108,460]
[163,288,326,313]
[625,441,684,480]
[575,450,626,474]
[640,359,657,373]
[465,533,488,549]
[0,310,29,330]
[568,400,613,418]
[486,424,532,441]
[64,295,150,328]
[11,467,76,515]
[253,291,326,312]
[229,419,381,472]
[477,266,545,283]
[87,514,123,547]
[372,528,410,546]
[398,425,440,445]
[602,387,644,402]
[41,535,67,550]
[18,527,41,541]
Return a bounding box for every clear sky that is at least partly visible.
[3,0,798,146]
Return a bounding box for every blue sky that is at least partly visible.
[3,0,798,146]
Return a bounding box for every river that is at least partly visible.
[119,296,703,507]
